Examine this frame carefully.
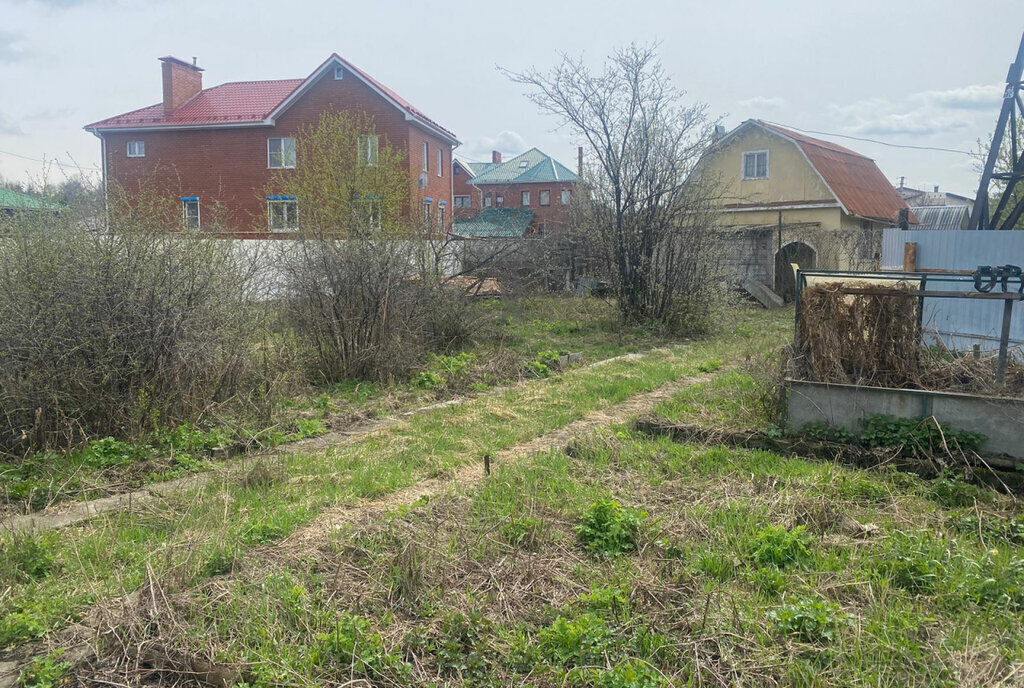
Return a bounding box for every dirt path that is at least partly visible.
[0,353,648,536]
[276,371,702,554]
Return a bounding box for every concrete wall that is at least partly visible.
[786,379,1024,459]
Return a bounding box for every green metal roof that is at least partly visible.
[0,188,60,211]
[463,148,578,185]
[456,160,497,178]
[452,208,534,238]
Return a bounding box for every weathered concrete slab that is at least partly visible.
[740,277,785,309]
[785,379,1024,459]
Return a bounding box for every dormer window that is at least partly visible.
[742,150,769,180]
[334,66,344,80]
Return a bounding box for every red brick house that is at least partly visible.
[85,54,459,236]
[451,149,578,237]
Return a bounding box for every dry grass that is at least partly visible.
[796,282,1024,395]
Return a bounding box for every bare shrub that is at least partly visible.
[0,199,267,454]
[277,237,478,383]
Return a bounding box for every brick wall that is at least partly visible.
[102,67,453,237]
[475,181,575,234]
[161,59,203,112]
[452,161,477,219]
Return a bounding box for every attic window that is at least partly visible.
[334,66,344,80]
[518,160,529,169]
[742,150,768,180]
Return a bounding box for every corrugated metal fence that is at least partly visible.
[881,229,1024,350]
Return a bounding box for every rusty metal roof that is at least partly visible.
[756,121,916,224]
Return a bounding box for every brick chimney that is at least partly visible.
[491,150,502,164]
[159,56,203,114]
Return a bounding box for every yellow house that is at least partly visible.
[703,120,914,298]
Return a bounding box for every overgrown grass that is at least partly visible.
[60,422,1024,686]
[0,295,724,517]
[0,305,776,649]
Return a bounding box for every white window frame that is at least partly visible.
[742,150,769,180]
[268,198,299,232]
[539,190,550,207]
[358,134,379,167]
[483,195,492,208]
[268,137,296,169]
[333,65,344,80]
[438,204,445,231]
[561,189,571,205]
[437,149,443,177]
[362,196,381,229]
[495,193,504,208]
[422,142,428,172]
[181,198,200,230]
[454,195,471,208]
[521,190,530,207]
[422,200,431,227]
[126,141,145,158]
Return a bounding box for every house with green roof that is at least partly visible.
[0,187,61,218]
[451,148,578,238]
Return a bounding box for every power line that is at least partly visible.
[760,120,975,156]
[0,148,102,172]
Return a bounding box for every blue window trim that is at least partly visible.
[265,195,296,201]
[180,196,198,202]
[423,197,434,204]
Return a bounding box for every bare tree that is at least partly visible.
[504,44,723,331]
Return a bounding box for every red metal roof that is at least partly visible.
[757,121,916,224]
[85,54,457,142]
[85,79,303,128]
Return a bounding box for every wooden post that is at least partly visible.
[997,299,1014,384]
[903,242,918,272]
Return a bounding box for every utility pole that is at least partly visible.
[970,32,1024,230]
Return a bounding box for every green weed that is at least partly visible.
[17,650,71,688]
[769,597,848,643]
[746,525,814,569]
[577,498,647,555]
[311,613,411,681]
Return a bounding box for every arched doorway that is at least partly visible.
[774,241,816,302]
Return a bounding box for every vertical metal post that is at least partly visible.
[916,274,928,346]
[997,298,1014,384]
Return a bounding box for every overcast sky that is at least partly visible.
[1,0,1021,197]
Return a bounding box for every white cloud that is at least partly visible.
[458,130,528,162]
[736,95,786,112]
[0,30,27,62]
[909,84,1003,110]
[827,92,979,138]
[0,112,24,136]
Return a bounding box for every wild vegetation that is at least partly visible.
[3,55,1021,687]
[505,44,723,332]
